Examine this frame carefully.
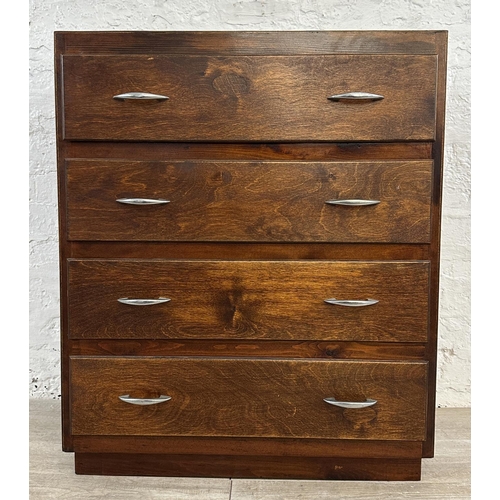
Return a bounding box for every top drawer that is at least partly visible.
[61,54,437,142]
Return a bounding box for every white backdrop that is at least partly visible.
[29,0,471,406]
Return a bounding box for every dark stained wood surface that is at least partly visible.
[423,30,449,458]
[73,434,422,458]
[70,357,428,440]
[66,160,432,243]
[69,339,426,360]
[69,241,430,261]
[74,453,422,480]
[62,54,437,141]
[55,30,448,477]
[54,31,73,453]
[67,260,430,341]
[57,30,443,56]
[65,141,433,161]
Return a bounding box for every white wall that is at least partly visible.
[29,0,471,406]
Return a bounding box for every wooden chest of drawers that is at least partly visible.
[55,30,447,480]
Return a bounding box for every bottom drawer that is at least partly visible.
[70,357,427,441]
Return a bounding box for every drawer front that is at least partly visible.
[70,357,428,440]
[66,160,432,243]
[67,260,429,341]
[62,54,437,141]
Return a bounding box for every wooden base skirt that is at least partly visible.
[75,453,422,481]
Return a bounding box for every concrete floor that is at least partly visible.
[30,399,470,499]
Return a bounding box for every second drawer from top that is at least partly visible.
[65,160,432,243]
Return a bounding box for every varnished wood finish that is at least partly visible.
[69,241,431,261]
[66,160,432,243]
[55,30,447,479]
[70,357,427,440]
[69,339,427,360]
[422,31,448,459]
[74,453,422,480]
[54,31,73,452]
[67,260,429,341]
[58,30,441,55]
[62,54,436,142]
[72,435,422,458]
[65,141,433,161]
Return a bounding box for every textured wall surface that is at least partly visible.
[29,0,471,406]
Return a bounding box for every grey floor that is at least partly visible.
[30,399,470,499]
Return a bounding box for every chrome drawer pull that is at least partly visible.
[327,92,384,101]
[119,394,172,406]
[324,397,377,409]
[116,198,170,205]
[324,298,379,307]
[325,199,380,206]
[113,92,169,101]
[118,298,171,306]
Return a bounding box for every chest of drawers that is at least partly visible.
[55,30,447,480]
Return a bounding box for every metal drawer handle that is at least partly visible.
[116,198,170,205]
[113,92,169,101]
[118,298,171,306]
[324,298,379,307]
[324,397,377,409]
[328,92,384,101]
[325,199,380,206]
[119,394,172,406]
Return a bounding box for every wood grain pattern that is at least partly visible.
[423,31,448,458]
[62,54,437,141]
[70,357,428,440]
[67,259,430,341]
[65,141,433,162]
[72,435,422,458]
[69,339,426,360]
[57,30,441,55]
[74,453,422,480]
[69,241,430,261]
[66,160,432,243]
[54,30,448,478]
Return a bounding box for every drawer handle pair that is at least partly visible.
[117,298,376,307]
[113,92,169,101]
[117,198,379,207]
[117,298,377,307]
[324,298,378,307]
[118,298,171,306]
[119,394,171,405]
[113,92,382,103]
[328,92,384,102]
[118,394,376,408]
